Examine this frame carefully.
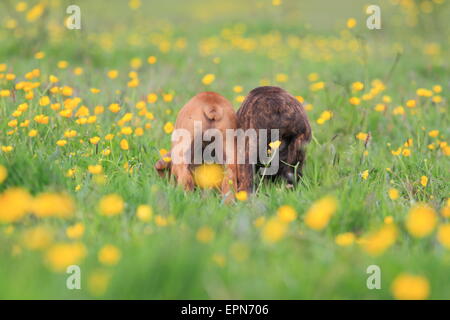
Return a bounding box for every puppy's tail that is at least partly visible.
[203,104,224,121]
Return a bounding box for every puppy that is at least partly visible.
[155,92,238,199]
[236,86,311,193]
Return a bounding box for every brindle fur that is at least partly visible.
[236,86,311,192]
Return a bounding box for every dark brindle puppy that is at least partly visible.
[236,86,311,193]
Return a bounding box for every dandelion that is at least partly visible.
[162,122,174,135]
[89,136,101,144]
[147,93,158,103]
[304,196,338,231]
[406,203,437,238]
[428,130,439,138]
[351,81,364,91]
[194,164,224,189]
[98,245,121,266]
[388,188,399,200]
[269,140,282,150]
[107,70,118,79]
[196,226,215,243]
[88,270,111,297]
[349,97,360,106]
[22,226,53,250]
[391,274,430,300]
[56,140,68,147]
[120,139,129,151]
[0,188,32,223]
[335,232,355,247]
[346,18,357,29]
[202,73,215,85]
[136,205,153,222]
[420,176,428,187]
[32,193,75,218]
[261,218,287,243]
[359,225,397,256]
[99,194,124,216]
[356,132,368,141]
[155,215,168,227]
[45,243,87,272]
[275,73,288,83]
[276,205,297,223]
[66,223,85,240]
[235,190,248,201]
[360,170,369,180]
[309,81,325,91]
[147,56,157,64]
[108,103,121,113]
[88,165,103,175]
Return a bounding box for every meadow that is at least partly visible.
[0,0,449,299]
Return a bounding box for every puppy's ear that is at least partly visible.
[155,156,171,178]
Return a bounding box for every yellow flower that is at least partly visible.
[420,176,428,187]
[253,216,266,228]
[346,18,357,29]
[147,93,158,103]
[88,270,112,296]
[275,73,288,83]
[335,232,355,247]
[391,274,430,300]
[384,216,394,224]
[107,70,118,79]
[99,194,124,216]
[136,205,153,222]
[26,3,45,22]
[437,224,450,249]
[276,205,297,223]
[351,81,364,91]
[45,243,87,272]
[28,129,38,138]
[388,188,399,200]
[349,97,360,105]
[272,0,282,6]
[32,193,75,218]
[88,164,103,175]
[359,225,397,256]
[361,170,369,180]
[22,226,53,250]
[269,140,282,150]
[261,217,287,243]
[147,56,157,64]
[66,223,85,239]
[212,254,226,267]
[356,132,368,141]
[196,226,215,243]
[0,188,32,223]
[193,164,224,189]
[233,85,243,93]
[406,99,416,108]
[56,140,67,147]
[88,136,100,145]
[120,139,129,151]
[1,145,14,153]
[428,130,439,138]
[155,215,168,227]
[235,190,248,201]
[0,165,7,184]
[108,103,121,113]
[202,73,215,85]
[309,81,325,91]
[304,196,338,231]
[406,203,437,238]
[98,244,121,266]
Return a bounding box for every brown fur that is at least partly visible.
[155,92,238,200]
[236,86,311,192]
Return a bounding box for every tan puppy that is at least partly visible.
[155,92,238,199]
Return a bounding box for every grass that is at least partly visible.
[0,0,449,299]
